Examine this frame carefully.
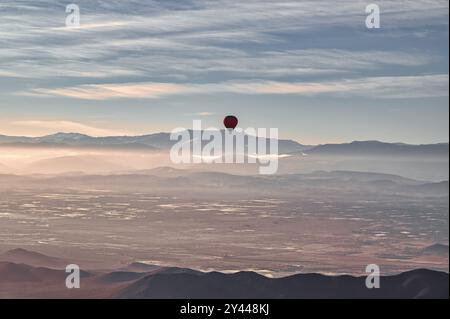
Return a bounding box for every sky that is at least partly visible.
[0,0,448,144]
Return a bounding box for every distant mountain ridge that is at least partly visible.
[1,133,447,156]
[0,132,310,153]
[305,140,449,157]
[0,248,68,269]
[1,169,448,197]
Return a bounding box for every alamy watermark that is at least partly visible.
[170,120,280,175]
[65,4,80,28]
[65,264,80,289]
[365,4,380,29]
[365,264,381,289]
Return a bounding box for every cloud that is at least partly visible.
[29,83,188,100]
[0,0,447,83]
[1,47,434,81]
[26,74,449,100]
[11,120,132,136]
[188,112,215,116]
[50,21,129,31]
[217,75,449,98]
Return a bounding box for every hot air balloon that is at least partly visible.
[223,115,238,130]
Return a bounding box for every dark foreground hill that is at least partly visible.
[117,268,448,299]
[0,249,448,299]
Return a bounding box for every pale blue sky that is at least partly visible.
[0,0,448,144]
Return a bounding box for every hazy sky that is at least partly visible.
[0,0,448,144]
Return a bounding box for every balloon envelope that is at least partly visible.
[223,115,238,129]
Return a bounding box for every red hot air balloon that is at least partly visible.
[223,115,238,130]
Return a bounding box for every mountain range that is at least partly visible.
[0,132,448,157]
[306,140,449,157]
[0,248,68,269]
[0,168,448,197]
[116,267,449,299]
[0,132,309,153]
[0,248,447,299]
